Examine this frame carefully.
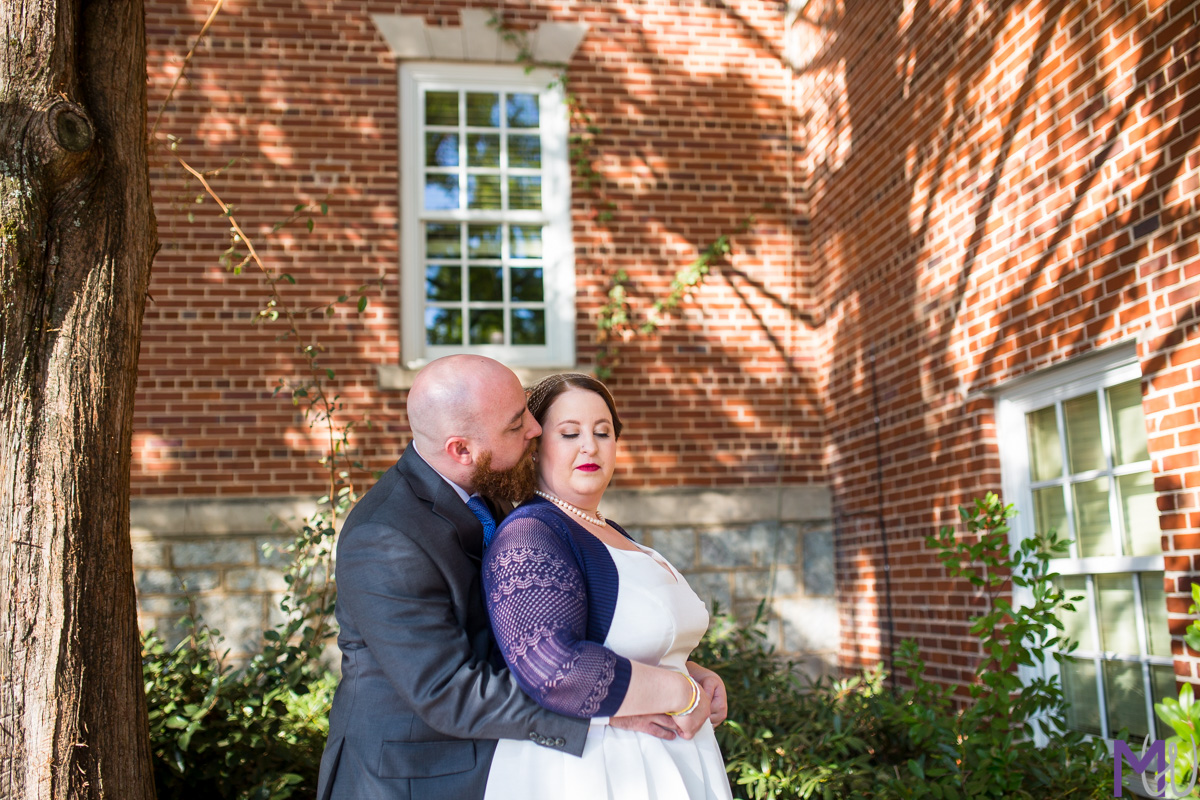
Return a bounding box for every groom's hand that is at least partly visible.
[610,713,679,740]
[687,661,728,727]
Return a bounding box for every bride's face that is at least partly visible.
[535,387,617,511]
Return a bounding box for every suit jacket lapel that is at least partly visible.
[398,442,485,563]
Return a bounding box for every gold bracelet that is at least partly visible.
[666,673,701,717]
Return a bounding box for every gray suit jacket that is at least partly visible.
[316,443,588,800]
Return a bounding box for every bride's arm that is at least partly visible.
[616,661,712,739]
[483,514,710,737]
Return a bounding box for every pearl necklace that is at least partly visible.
[535,490,606,527]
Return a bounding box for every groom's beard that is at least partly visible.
[471,442,538,503]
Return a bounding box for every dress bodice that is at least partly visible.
[601,542,709,672]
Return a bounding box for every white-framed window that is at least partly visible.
[997,344,1171,741]
[399,63,576,368]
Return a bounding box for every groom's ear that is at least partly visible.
[444,436,475,466]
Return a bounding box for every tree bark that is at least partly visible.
[0,1,157,798]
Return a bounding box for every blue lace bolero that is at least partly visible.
[481,497,633,719]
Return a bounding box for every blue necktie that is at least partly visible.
[466,496,497,549]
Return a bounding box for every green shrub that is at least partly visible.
[143,622,335,800]
[695,608,905,799]
[1150,583,1200,799]
[697,493,1115,800]
[143,508,339,800]
[144,493,1115,799]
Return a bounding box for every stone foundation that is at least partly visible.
[132,485,836,677]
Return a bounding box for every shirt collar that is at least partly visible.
[412,441,473,503]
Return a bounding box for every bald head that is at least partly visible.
[408,355,521,452]
[407,356,541,488]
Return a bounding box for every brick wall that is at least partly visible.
[139,0,822,499]
[138,0,826,662]
[140,0,1200,693]
[791,0,1200,684]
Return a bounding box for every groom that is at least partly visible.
[317,356,721,799]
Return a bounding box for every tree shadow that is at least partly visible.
[137,1,827,512]
[798,0,1200,676]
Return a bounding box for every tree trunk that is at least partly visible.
[0,0,157,797]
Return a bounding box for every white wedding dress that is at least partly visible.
[483,540,733,800]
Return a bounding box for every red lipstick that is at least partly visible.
[577,464,600,471]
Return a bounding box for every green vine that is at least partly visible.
[1150,585,1200,798]
[489,14,758,380]
[144,6,386,787]
[175,155,383,672]
[593,214,756,379]
[489,15,613,223]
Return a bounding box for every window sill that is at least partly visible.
[376,363,589,391]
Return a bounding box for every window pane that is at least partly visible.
[511,267,544,302]
[1027,405,1063,482]
[425,308,462,345]
[1096,574,1138,655]
[509,176,541,210]
[424,174,459,210]
[1119,471,1162,556]
[1104,660,1148,739]
[412,76,566,364]
[507,93,539,127]
[469,309,504,345]
[467,225,502,259]
[469,267,503,302]
[1065,392,1104,474]
[425,266,460,302]
[1152,665,1178,740]
[1074,477,1115,557]
[426,132,459,167]
[511,309,545,345]
[1061,656,1103,736]
[467,92,500,127]
[1058,575,1096,652]
[425,223,461,259]
[508,134,541,168]
[425,91,458,126]
[467,175,502,210]
[1034,486,1068,542]
[1141,573,1170,658]
[1108,380,1149,465]
[510,225,543,259]
[467,133,500,168]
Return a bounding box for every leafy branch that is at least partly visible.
[594,213,757,380]
[142,2,381,794]
[146,153,382,798]
[895,492,1101,797]
[149,0,227,145]
[1150,585,1200,798]
[488,14,614,225]
[176,153,381,675]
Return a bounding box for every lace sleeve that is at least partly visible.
[482,513,631,718]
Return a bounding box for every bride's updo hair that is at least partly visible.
[526,373,623,439]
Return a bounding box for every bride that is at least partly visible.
[481,373,732,800]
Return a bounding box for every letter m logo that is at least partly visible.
[1114,738,1166,797]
